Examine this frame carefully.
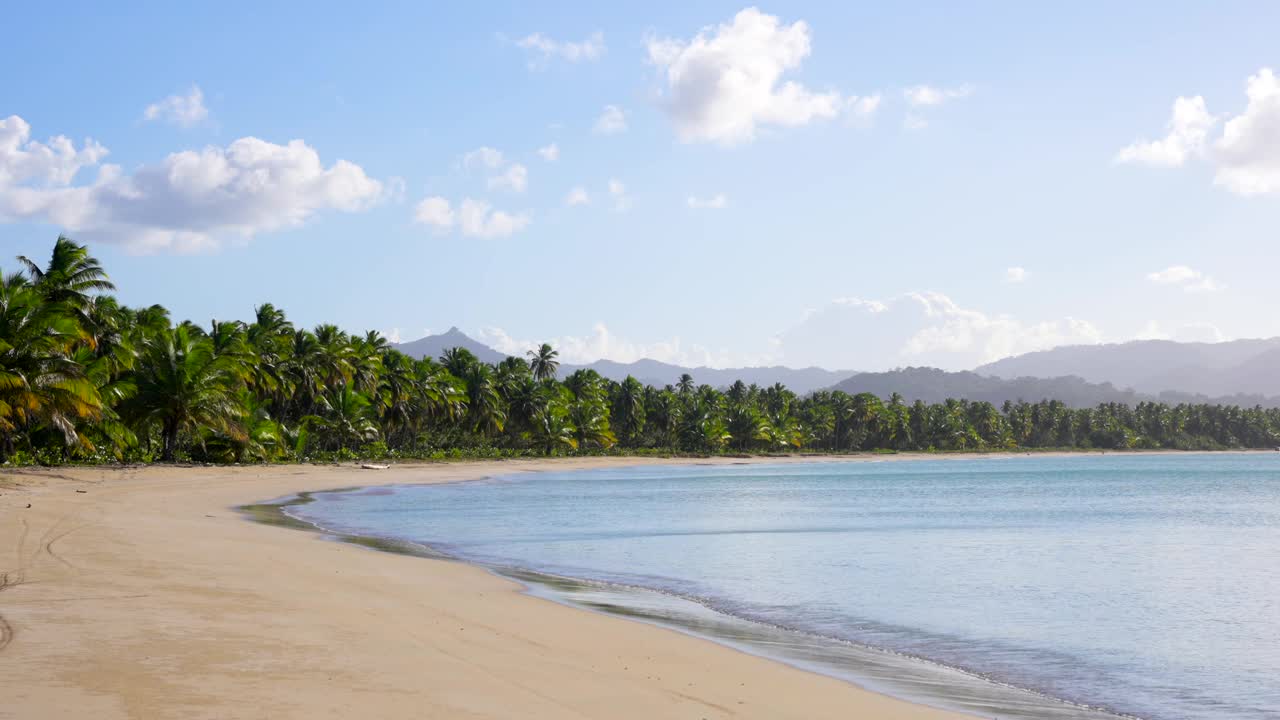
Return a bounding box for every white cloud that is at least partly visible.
[462,146,504,169]
[1115,96,1215,167]
[645,8,843,145]
[687,193,728,209]
[1119,68,1280,196]
[1146,265,1222,292]
[593,105,627,135]
[607,178,631,211]
[1213,68,1280,195]
[0,115,108,186]
[413,196,455,230]
[143,86,209,128]
[414,196,529,238]
[516,31,605,69]
[537,142,559,161]
[458,198,530,238]
[846,94,882,124]
[474,322,768,368]
[1136,320,1226,343]
[487,162,528,193]
[776,292,1103,371]
[0,115,384,252]
[903,84,973,107]
[565,186,590,206]
[1004,267,1028,283]
[903,114,928,131]
[385,327,403,344]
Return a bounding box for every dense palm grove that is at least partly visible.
[4,237,1279,464]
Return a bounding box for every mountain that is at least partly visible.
[829,368,1145,407]
[558,359,853,395]
[975,338,1280,397]
[393,327,510,366]
[393,329,853,394]
[828,367,1280,408]
[392,330,1280,406]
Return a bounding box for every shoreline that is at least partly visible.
[0,451,1246,718]
[1,455,985,720]
[264,475,1136,720]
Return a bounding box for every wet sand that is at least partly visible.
[0,456,993,719]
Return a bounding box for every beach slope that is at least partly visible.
[0,459,968,720]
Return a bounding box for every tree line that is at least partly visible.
[3,237,1278,465]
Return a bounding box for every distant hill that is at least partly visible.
[393,329,853,394]
[559,359,853,395]
[976,338,1280,397]
[393,327,510,366]
[828,367,1280,409]
[829,368,1144,407]
[392,330,1280,406]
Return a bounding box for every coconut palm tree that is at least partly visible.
[18,235,115,317]
[612,375,646,445]
[0,273,103,457]
[528,343,559,381]
[126,324,245,461]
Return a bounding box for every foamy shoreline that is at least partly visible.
[0,451,1254,718]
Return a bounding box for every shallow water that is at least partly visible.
[291,455,1280,720]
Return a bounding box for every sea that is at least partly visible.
[287,454,1280,720]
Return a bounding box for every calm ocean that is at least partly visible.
[290,455,1280,720]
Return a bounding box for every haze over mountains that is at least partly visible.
[977,339,1280,398]
[395,328,854,394]
[394,329,1280,408]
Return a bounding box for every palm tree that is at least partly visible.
[612,376,646,445]
[530,386,577,454]
[528,343,559,381]
[307,384,379,451]
[460,362,505,436]
[18,235,115,314]
[676,373,695,395]
[126,324,244,461]
[0,273,103,457]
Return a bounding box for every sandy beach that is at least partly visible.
[0,456,985,720]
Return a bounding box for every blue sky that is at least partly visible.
[4,1,1280,370]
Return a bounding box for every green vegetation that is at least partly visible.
[3,237,1279,465]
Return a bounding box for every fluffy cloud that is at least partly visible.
[776,292,1103,371]
[1146,265,1221,292]
[903,114,928,131]
[903,84,973,107]
[537,142,559,161]
[687,193,728,209]
[1136,320,1226,343]
[516,31,605,69]
[143,86,209,127]
[462,146,528,193]
[0,115,108,186]
[413,196,529,238]
[1119,68,1280,195]
[413,196,454,230]
[846,94,881,124]
[564,186,590,206]
[1213,68,1280,195]
[462,146,504,169]
[607,178,630,211]
[474,323,765,367]
[459,198,528,237]
[593,105,627,135]
[0,115,383,252]
[1004,267,1028,283]
[1115,96,1215,167]
[487,162,528,193]
[645,8,843,145]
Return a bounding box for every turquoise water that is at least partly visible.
[291,455,1280,720]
